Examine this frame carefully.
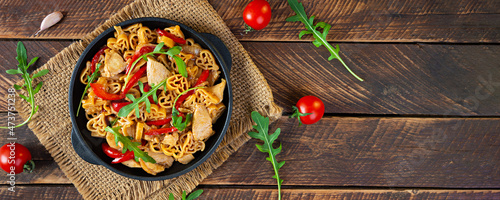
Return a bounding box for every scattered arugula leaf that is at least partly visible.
[248,111,285,200]
[171,87,205,131]
[117,80,164,118]
[126,43,187,86]
[104,126,155,163]
[77,63,101,117]
[289,105,311,126]
[1,41,49,129]
[286,0,363,81]
[168,190,203,200]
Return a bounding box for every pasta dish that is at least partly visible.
[78,23,226,175]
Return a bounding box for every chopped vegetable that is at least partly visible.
[156,29,187,44]
[249,111,285,200]
[117,81,164,118]
[91,46,108,73]
[90,83,124,100]
[286,0,363,81]
[126,46,155,74]
[1,41,49,129]
[146,117,172,126]
[111,151,134,164]
[144,127,178,135]
[111,102,132,112]
[104,126,155,163]
[77,63,101,116]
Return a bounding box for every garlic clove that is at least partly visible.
[35,11,64,36]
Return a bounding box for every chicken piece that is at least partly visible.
[161,132,179,146]
[121,159,141,168]
[207,103,226,124]
[103,49,126,77]
[139,158,165,176]
[147,59,170,86]
[145,149,175,168]
[177,154,194,164]
[192,104,213,141]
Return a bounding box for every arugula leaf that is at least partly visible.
[1,42,49,129]
[104,126,156,163]
[167,190,203,200]
[185,190,203,200]
[171,87,205,131]
[248,111,285,200]
[77,63,101,116]
[118,80,165,118]
[126,43,187,85]
[289,106,311,126]
[286,0,363,81]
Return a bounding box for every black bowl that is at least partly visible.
[69,18,232,181]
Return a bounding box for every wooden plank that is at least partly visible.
[199,188,500,200]
[0,185,82,200]
[204,116,500,188]
[4,115,500,188]
[248,42,500,115]
[212,0,500,43]
[2,187,500,200]
[1,41,500,115]
[0,0,133,39]
[0,0,498,42]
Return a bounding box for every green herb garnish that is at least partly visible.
[248,111,285,200]
[1,41,49,129]
[126,43,187,86]
[168,190,204,200]
[76,63,101,117]
[289,106,311,126]
[171,87,205,131]
[117,80,164,118]
[286,0,363,81]
[104,126,155,163]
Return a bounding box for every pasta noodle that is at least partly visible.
[80,23,226,175]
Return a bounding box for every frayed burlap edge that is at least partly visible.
[15,0,282,199]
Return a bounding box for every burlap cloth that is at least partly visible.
[15,0,282,199]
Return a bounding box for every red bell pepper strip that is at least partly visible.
[145,117,172,126]
[126,46,155,74]
[90,83,124,100]
[111,102,132,112]
[156,28,186,44]
[91,46,108,73]
[175,70,210,109]
[123,66,147,95]
[111,150,134,164]
[144,127,178,135]
[102,143,122,158]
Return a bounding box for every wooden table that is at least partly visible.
[1,0,499,199]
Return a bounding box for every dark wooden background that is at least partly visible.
[1,0,499,199]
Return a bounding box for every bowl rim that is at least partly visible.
[68,17,232,181]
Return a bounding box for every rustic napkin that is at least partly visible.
[15,0,282,199]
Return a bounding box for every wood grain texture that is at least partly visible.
[1,41,500,116]
[248,42,500,115]
[3,115,499,188]
[1,187,500,200]
[0,0,133,39]
[0,186,82,200]
[204,117,500,188]
[211,0,500,42]
[0,0,498,42]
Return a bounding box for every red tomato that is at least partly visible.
[295,96,325,125]
[243,0,272,30]
[0,143,34,174]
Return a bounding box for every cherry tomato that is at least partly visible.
[243,0,272,31]
[292,96,325,125]
[0,143,34,174]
